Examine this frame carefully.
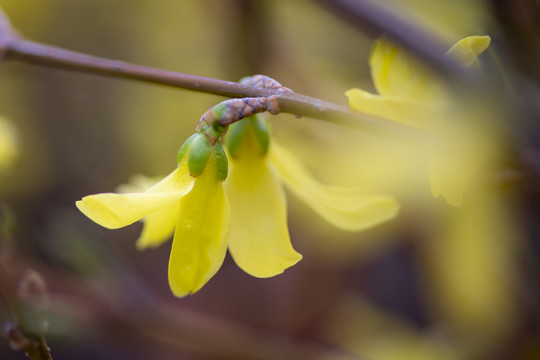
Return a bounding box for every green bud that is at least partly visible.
[213,142,229,181]
[177,133,198,164]
[250,114,270,155]
[225,119,248,158]
[187,134,213,177]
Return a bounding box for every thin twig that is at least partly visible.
[313,0,478,83]
[24,337,53,360]
[0,6,422,138]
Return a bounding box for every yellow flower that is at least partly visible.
[346,36,492,206]
[77,116,399,296]
[224,115,399,277]
[77,137,230,297]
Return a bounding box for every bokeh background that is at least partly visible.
[0,0,539,359]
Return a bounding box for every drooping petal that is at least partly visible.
[168,157,230,297]
[369,37,446,104]
[345,88,441,131]
[76,161,194,229]
[445,36,490,69]
[136,203,180,250]
[225,135,302,278]
[270,143,399,231]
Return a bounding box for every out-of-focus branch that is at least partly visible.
[313,0,478,84]
[0,6,421,138]
[24,337,53,360]
[0,268,53,360]
[2,323,52,360]
[0,251,360,360]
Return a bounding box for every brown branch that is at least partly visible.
[24,337,53,360]
[313,0,478,84]
[0,251,361,360]
[0,6,422,138]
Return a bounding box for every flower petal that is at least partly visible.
[225,140,302,278]
[76,161,194,229]
[445,36,490,69]
[168,158,230,297]
[428,154,466,207]
[345,88,441,130]
[136,203,180,250]
[369,37,445,104]
[270,143,399,231]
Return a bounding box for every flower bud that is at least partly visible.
[187,134,213,177]
[225,119,247,158]
[225,115,271,158]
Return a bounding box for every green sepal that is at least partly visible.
[203,122,226,141]
[213,142,229,181]
[177,133,198,164]
[250,114,270,155]
[187,134,213,177]
[225,119,248,158]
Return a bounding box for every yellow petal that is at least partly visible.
[270,143,399,231]
[428,156,465,207]
[76,161,194,229]
[421,192,518,339]
[225,135,302,278]
[369,37,445,104]
[445,36,490,69]
[345,88,441,131]
[136,203,180,250]
[168,157,230,297]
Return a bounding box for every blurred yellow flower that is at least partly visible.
[0,115,19,171]
[325,296,462,360]
[341,35,519,353]
[346,36,491,206]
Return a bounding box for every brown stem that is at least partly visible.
[0,6,421,137]
[25,337,53,360]
[313,0,478,84]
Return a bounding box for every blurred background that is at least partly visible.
[0,0,539,359]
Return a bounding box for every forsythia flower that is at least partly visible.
[76,116,399,297]
[346,36,491,206]
[224,115,399,277]
[77,133,230,297]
